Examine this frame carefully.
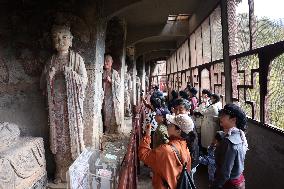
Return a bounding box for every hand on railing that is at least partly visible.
[145,123,151,136]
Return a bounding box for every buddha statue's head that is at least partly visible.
[104,54,113,70]
[51,25,73,54]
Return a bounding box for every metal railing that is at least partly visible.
[117,105,144,189]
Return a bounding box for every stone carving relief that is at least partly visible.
[0,122,46,189]
[17,49,47,77]
[40,25,88,183]
[0,122,20,148]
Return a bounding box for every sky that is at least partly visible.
[237,0,284,19]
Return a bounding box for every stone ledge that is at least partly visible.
[46,182,67,189]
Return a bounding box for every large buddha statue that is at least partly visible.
[40,25,88,183]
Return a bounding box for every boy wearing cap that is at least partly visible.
[211,104,248,189]
[153,108,170,148]
[139,114,193,189]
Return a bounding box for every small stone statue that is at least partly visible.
[102,54,122,134]
[136,76,141,105]
[40,25,88,183]
[124,65,132,117]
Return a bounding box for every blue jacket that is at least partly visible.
[212,129,247,188]
[199,145,216,181]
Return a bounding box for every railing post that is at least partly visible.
[221,0,233,103]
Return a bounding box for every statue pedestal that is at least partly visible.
[67,134,129,189]
[0,137,47,189]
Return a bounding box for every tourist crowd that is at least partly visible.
[138,85,248,189]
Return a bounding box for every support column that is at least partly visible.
[146,62,151,92]
[141,55,146,92]
[135,56,142,106]
[221,0,233,103]
[120,20,127,130]
[82,0,106,148]
[105,17,127,130]
[132,58,137,106]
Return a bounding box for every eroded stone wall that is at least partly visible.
[0,0,106,177]
[0,1,53,175]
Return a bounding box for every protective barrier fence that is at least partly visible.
[117,105,144,189]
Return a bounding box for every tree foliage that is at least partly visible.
[236,12,284,129]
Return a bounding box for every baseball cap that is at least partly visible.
[166,114,194,134]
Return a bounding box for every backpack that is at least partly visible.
[162,144,196,189]
[188,130,199,168]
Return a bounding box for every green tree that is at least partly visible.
[236,12,284,129]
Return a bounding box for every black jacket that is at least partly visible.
[188,129,199,168]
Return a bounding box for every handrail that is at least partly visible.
[117,105,144,189]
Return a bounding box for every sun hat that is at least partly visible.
[166,114,194,134]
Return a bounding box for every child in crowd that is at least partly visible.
[211,103,248,189]
[199,132,224,186]
[142,91,166,148]
[172,98,191,115]
[153,108,170,148]
[179,90,189,100]
[168,90,178,114]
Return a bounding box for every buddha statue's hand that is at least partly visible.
[106,76,112,83]
[64,66,82,83]
[49,67,56,80]
[63,66,73,74]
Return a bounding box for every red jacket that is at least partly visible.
[139,135,191,189]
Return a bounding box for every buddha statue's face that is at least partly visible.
[104,55,113,70]
[52,29,72,53]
